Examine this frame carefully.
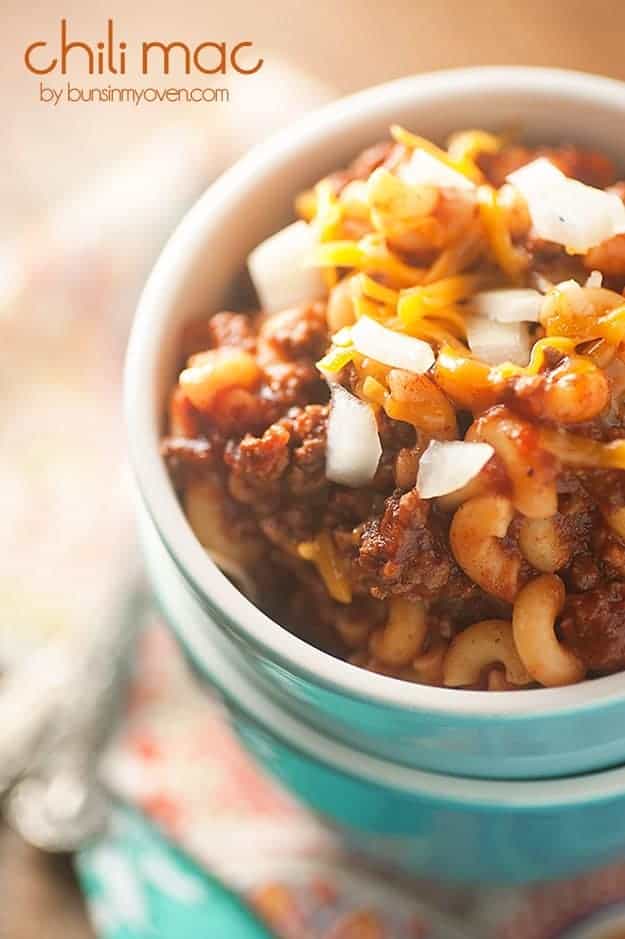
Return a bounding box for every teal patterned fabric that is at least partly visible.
[76,804,273,939]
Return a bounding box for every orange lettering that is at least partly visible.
[193,41,227,74]
[230,41,263,74]
[24,41,57,75]
[60,18,94,75]
[142,41,191,75]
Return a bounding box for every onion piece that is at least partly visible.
[399,149,476,192]
[472,288,543,323]
[555,278,583,295]
[326,385,381,487]
[417,440,495,499]
[466,315,532,366]
[585,270,603,288]
[507,158,625,254]
[248,220,326,314]
[351,315,435,373]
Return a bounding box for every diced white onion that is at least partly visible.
[472,288,543,323]
[248,220,326,314]
[417,440,495,499]
[507,156,563,190]
[399,150,476,191]
[351,316,435,373]
[326,385,382,487]
[507,158,625,254]
[585,270,603,288]
[466,315,532,366]
[555,278,583,295]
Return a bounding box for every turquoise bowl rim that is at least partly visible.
[159,560,625,813]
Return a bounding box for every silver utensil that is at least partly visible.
[0,571,147,851]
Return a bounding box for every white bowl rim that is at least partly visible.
[126,65,625,721]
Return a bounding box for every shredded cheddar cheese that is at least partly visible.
[398,274,484,326]
[447,129,504,165]
[299,123,625,475]
[390,124,482,182]
[477,185,527,282]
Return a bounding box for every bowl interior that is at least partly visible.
[126,67,625,717]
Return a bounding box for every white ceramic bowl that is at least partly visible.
[126,67,625,780]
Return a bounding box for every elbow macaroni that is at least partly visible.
[411,640,449,685]
[534,357,609,424]
[512,574,586,686]
[518,516,571,573]
[180,348,262,412]
[449,495,521,602]
[369,597,428,668]
[467,409,558,519]
[184,479,261,599]
[443,619,531,687]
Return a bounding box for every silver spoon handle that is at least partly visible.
[1,569,148,851]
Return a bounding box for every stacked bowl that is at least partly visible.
[126,68,625,884]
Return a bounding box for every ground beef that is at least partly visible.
[227,424,291,484]
[555,473,604,590]
[566,554,602,592]
[206,311,257,351]
[558,472,597,530]
[259,303,329,362]
[222,404,329,538]
[161,436,215,487]
[560,581,625,673]
[324,488,379,533]
[226,404,328,493]
[356,488,466,601]
[181,311,257,358]
[251,304,330,423]
[553,471,625,591]
[261,361,328,418]
[581,470,625,512]
[594,526,625,579]
[284,404,328,495]
[180,305,329,442]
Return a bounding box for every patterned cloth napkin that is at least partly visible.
[80,621,625,939]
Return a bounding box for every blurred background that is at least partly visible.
[2,0,625,936]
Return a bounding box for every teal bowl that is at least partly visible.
[142,512,625,885]
[126,68,625,782]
